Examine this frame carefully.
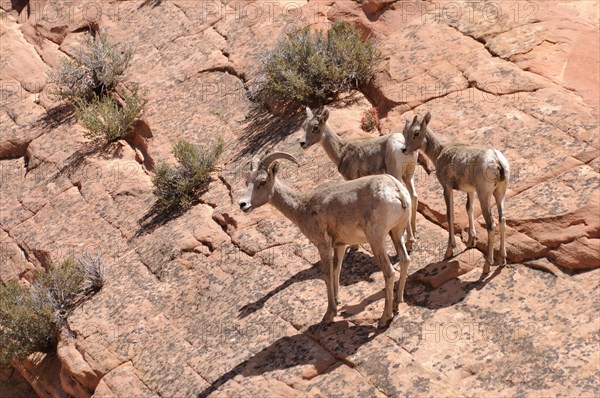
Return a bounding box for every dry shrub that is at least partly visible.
[49,30,133,103]
[0,257,107,367]
[257,21,379,106]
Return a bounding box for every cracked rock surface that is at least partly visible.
[0,1,598,397]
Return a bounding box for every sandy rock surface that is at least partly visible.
[1,1,598,397]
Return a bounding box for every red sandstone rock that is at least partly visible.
[0,0,598,397]
[548,237,600,270]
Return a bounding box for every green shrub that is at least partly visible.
[48,30,144,145]
[75,87,147,143]
[258,21,379,105]
[152,139,224,214]
[0,257,106,367]
[0,281,56,367]
[33,259,85,326]
[49,30,133,103]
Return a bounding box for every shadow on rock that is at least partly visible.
[404,256,508,309]
[138,0,162,8]
[238,250,386,319]
[135,203,187,238]
[197,322,382,398]
[234,105,305,161]
[37,103,75,130]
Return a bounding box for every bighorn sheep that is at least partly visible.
[402,112,510,273]
[301,107,419,251]
[238,152,411,327]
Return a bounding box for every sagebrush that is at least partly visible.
[0,281,56,367]
[75,87,147,143]
[257,21,379,106]
[0,257,106,367]
[152,139,224,214]
[49,30,133,103]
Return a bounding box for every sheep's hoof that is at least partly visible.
[466,236,477,248]
[393,300,403,313]
[378,314,393,328]
[496,256,507,266]
[444,246,455,259]
[321,311,335,325]
[406,239,414,253]
[482,261,492,274]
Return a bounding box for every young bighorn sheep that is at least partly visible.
[301,107,420,251]
[238,152,411,327]
[402,112,510,273]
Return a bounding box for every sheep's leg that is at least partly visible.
[466,191,477,247]
[408,175,418,237]
[390,226,410,312]
[370,239,395,328]
[402,173,417,252]
[479,194,496,273]
[494,190,507,266]
[333,245,345,305]
[443,186,457,259]
[318,247,337,324]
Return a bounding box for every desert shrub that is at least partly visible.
[33,260,86,326]
[152,139,224,214]
[258,20,379,106]
[360,107,380,133]
[0,257,107,367]
[49,30,144,144]
[75,87,147,143]
[77,253,107,294]
[49,30,133,103]
[0,281,56,367]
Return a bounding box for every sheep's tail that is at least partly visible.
[493,149,510,184]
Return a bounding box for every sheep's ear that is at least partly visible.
[319,107,330,124]
[423,111,432,126]
[305,107,314,119]
[402,115,411,135]
[268,160,280,177]
[250,156,260,171]
[411,114,419,128]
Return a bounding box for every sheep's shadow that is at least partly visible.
[197,322,383,398]
[402,256,507,309]
[336,258,504,317]
[240,241,509,321]
[238,249,382,319]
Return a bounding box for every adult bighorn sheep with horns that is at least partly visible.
[300,107,421,251]
[402,112,510,273]
[238,152,412,327]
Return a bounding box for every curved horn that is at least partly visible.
[258,152,299,170]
